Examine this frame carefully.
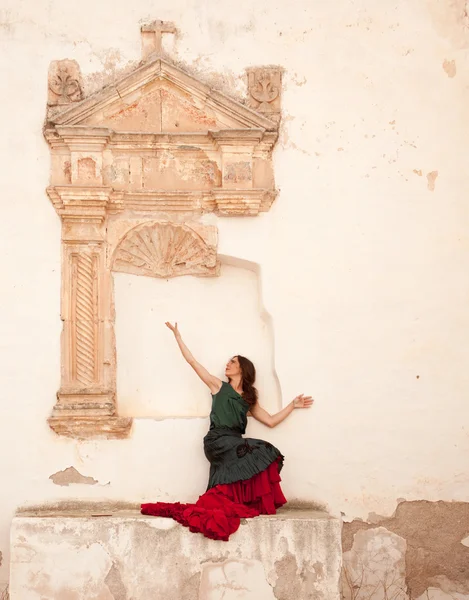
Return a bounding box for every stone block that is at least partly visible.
[10,508,341,600]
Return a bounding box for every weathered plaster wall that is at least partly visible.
[1,0,469,591]
[10,510,342,599]
[342,501,469,600]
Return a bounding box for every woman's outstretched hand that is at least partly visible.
[292,394,314,409]
[165,322,180,337]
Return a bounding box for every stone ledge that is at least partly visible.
[48,415,133,439]
[10,509,342,600]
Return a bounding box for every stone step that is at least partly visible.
[10,508,342,600]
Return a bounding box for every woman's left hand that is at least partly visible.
[292,394,314,408]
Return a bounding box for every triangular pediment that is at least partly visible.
[48,58,277,133]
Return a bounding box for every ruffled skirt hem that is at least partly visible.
[141,458,286,541]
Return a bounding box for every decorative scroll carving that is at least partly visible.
[71,253,98,386]
[48,60,83,106]
[113,222,219,278]
[247,68,282,116]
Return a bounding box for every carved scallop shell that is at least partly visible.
[112,222,219,278]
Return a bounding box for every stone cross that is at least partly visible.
[141,20,177,58]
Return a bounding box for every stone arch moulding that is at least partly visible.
[44,20,281,439]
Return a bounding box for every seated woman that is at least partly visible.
[141,322,313,541]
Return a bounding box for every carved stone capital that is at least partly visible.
[212,189,277,216]
[53,126,112,152]
[47,186,113,225]
[53,391,115,417]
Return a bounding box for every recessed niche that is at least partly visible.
[114,263,280,418]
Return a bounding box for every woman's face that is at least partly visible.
[225,356,241,378]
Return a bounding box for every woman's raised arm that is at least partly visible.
[249,394,314,428]
[165,322,222,395]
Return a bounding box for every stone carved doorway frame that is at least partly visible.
[44,22,281,439]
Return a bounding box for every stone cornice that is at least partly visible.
[47,186,113,223]
[101,188,277,215]
[45,126,112,150]
[44,126,278,153]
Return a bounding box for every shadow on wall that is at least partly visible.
[114,255,282,418]
[219,253,282,409]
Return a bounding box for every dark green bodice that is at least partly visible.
[209,381,249,433]
[204,381,283,489]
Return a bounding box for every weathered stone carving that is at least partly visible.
[223,161,252,184]
[44,22,280,438]
[113,222,219,279]
[247,68,282,117]
[141,20,177,59]
[72,252,99,386]
[48,60,83,106]
[77,157,99,184]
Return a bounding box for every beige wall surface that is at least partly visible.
[1,0,469,589]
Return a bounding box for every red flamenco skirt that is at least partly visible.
[141,458,286,541]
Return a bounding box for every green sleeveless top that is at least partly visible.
[209,381,250,433]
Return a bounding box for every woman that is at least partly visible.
[141,322,313,541]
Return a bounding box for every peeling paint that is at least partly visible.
[199,559,276,600]
[48,467,99,487]
[427,170,438,191]
[10,512,341,598]
[367,511,388,524]
[290,72,307,87]
[342,527,408,600]
[105,561,128,600]
[442,59,457,77]
[415,587,469,600]
[343,501,469,598]
[273,550,324,600]
[0,9,15,35]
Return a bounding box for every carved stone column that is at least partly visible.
[47,186,131,439]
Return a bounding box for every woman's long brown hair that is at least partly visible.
[236,355,258,406]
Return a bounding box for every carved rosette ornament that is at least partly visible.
[43,22,280,439]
